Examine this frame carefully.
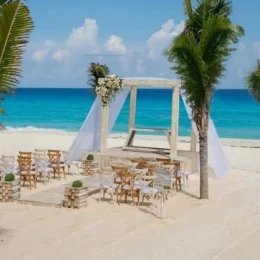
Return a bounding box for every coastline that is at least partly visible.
[2,130,260,148]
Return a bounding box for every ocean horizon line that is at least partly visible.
[17,86,249,90]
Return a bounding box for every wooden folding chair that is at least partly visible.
[18,157,37,189]
[111,165,129,184]
[47,150,66,180]
[117,172,138,206]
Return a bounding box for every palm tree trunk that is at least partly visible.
[199,133,209,199]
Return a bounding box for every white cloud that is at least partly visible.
[45,40,56,48]
[135,59,145,74]
[104,35,127,55]
[32,49,49,62]
[66,18,99,53]
[147,19,184,60]
[52,49,70,62]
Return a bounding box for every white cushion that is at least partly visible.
[50,163,65,167]
[115,177,121,183]
[171,177,176,183]
[20,171,36,175]
[101,182,119,189]
[122,185,139,190]
[140,187,158,194]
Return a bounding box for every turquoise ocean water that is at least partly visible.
[1,88,260,139]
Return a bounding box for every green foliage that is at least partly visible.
[246,59,260,103]
[4,173,15,182]
[0,0,34,128]
[72,180,83,188]
[164,0,244,135]
[87,62,110,90]
[87,154,94,161]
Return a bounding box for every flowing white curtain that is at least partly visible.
[181,93,229,178]
[68,87,131,161]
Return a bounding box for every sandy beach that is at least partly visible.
[0,131,260,260]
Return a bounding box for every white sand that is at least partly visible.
[0,131,260,260]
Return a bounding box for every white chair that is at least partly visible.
[153,168,176,196]
[34,156,53,184]
[137,175,158,208]
[0,156,18,180]
[62,151,81,175]
[99,172,119,204]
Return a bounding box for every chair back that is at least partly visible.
[153,168,173,189]
[34,149,46,157]
[19,152,32,159]
[17,158,32,174]
[1,157,15,175]
[156,158,171,163]
[118,173,136,190]
[34,156,48,171]
[48,151,61,165]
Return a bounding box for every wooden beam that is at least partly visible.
[98,78,181,88]
[100,105,108,154]
[170,87,180,160]
[129,86,137,130]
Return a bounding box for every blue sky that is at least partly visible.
[22,0,260,89]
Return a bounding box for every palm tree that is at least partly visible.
[164,0,244,199]
[87,62,110,90]
[246,60,260,102]
[0,0,34,127]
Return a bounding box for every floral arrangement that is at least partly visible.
[95,74,123,106]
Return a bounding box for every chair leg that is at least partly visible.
[99,188,102,202]
[186,176,189,187]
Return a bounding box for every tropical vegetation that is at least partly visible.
[246,60,260,102]
[164,0,244,199]
[0,0,34,127]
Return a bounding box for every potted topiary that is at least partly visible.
[72,180,83,188]
[4,173,15,182]
[87,154,94,161]
[0,173,20,202]
[63,179,88,209]
[83,154,98,176]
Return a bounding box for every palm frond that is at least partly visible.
[165,0,243,113]
[183,0,193,19]
[246,60,260,102]
[0,0,34,96]
[0,0,12,7]
[87,62,110,90]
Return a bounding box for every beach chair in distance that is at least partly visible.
[47,150,66,180]
[18,157,37,189]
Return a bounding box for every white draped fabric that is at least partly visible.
[181,94,229,178]
[68,87,131,161]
